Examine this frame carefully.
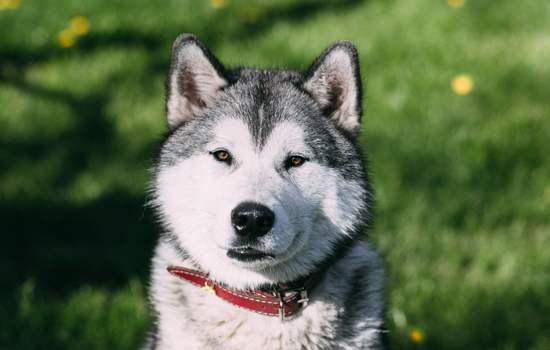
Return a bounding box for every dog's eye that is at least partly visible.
[285,155,307,169]
[212,150,231,163]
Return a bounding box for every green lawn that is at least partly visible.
[1,0,549,349]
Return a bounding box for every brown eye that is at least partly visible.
[212,150,231,162]
[291,156,304,165]
[285,155,307,170]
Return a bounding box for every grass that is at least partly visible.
[7,279,149,349]
[1,0,549,348]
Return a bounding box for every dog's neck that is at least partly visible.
[166,262,330,321]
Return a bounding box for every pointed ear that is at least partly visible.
[302,41,363,138]
[166,34,228,130]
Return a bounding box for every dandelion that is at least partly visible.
[7,0,20,9]
[59,29,75,48]
[410,329,424,343]
[452,75,473,95]
[0,0,21,10]
[70,15,89,35]
[211,0,227,9]
[447,0,466,8]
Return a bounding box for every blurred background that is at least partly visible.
[1,0,549,348]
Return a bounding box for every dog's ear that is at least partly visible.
[166,34,228,130]
[302,41,363,138]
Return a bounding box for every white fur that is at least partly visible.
[155,119,366,289]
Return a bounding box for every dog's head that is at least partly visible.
[152,34,371,289]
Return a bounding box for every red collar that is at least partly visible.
[167,266,325,322]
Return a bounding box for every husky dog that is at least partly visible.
[145,34,387,350]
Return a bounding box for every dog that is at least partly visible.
[145,34,387,350]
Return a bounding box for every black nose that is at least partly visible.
[231,202,275,239]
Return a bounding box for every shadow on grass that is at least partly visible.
[1,192,157,293]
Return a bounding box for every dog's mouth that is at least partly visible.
[227,247,274,262]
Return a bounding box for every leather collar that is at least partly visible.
[167,265,326,322]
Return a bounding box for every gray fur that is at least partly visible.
[146,34,387,350]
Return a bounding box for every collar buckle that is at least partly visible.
[297,289,309,307]
[277,292,285,322]
[276,285,309,322]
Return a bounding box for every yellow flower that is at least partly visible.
[59,29,75,48]
[447,0,466,8]
[0,0,21,10]
[410,329,424,343]
[452,75,473,95]
[211,0,227,9]
[70,15,89,35]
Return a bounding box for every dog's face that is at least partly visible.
[153,35,370,289]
